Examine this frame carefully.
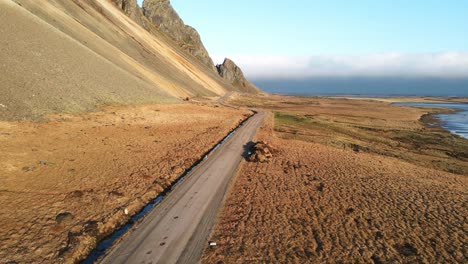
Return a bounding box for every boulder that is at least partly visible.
[247,141,274,163]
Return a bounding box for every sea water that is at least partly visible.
[254,77,468,97]
[394,102,468,139]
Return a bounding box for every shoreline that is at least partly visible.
[270,93,468,103]
[273,93,468,139]
[393,102,468,139]
[274,93,468,140]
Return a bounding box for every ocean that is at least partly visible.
[253,77,468,97]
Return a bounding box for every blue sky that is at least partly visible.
[137,0,468,78]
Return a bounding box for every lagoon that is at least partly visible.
[395,102,468,139]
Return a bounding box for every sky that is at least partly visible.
[138,0,468,79]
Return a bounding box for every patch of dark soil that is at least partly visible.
[394,242,419,257]
[82,221,99,236]
[55,212,74,224]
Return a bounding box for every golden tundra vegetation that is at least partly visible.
[203,94,467,263]
[0,103,251,263]
[1,0,261,262]
[1,1,467,263]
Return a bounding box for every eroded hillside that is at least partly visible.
[0,0,236,120]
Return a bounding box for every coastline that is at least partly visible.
[329,95,468,104]
[417,109,466,139]
[271,93,468,103]
[419,113,446,129]
[276,93,468,140]
[393,102,468,139]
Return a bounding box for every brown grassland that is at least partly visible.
[203,95,467,263]
[0,103,250,263]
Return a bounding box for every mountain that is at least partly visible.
[142,0,217,72]
[0,0,260,121]
[113,0,148,28]
[217,58,262,93]
[114,0,260,93]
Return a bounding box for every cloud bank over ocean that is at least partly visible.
[215,52,468,79]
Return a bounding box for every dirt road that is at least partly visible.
[99,110,266,264]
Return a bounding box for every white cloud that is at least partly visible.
[214,52,468,79]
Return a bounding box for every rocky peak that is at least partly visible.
[217,58,243,80]
[217,58,261,93]
[142,0,216,72]
[113,1,262,94]
[112,0,145,26]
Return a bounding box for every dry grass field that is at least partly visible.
[0,103,250,263]
[229,94,468,175]
[203,95,468,263]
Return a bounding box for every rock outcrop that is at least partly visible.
[112,0,262,94]
[217,58,261,94]
[248,141,274,163]
[112,0,159,33]
[142,0,216,72]
[113,0,145,27]
[113,0,260,93]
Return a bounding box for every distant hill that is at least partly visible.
[0,0,260,121]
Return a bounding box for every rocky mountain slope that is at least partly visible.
[113,0,147,27]
[142,0,217,72]
[0,0,225,121]
[112,0,215,72]
[217,58,262,93]
[114,0,260,94]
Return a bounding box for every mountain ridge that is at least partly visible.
[114,0,261,94]
[142,0,217,73]
[0,0,261,121]
[1,0,224,120]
